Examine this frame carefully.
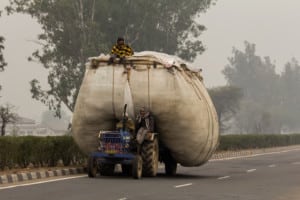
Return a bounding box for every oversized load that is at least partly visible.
[72,51,219,167]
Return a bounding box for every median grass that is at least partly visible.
[217,133,300,151]
[0,136,85,170]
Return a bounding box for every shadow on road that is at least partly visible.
[156,173,219,180]
[90,172,219,180]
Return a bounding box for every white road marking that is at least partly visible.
[292,162,300,165]
[268,164,276,167]
[246,169,256,173]
[0,175,87,190]
[118,198,127,200]
[174,183,193,188]
[218,176,230,180]
[210,148,300,162]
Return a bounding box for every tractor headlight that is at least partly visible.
[123,136,130,141]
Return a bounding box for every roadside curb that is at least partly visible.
[0,167,86,185]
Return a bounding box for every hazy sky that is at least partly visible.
[0,0,300,121]
[197,0,300,87]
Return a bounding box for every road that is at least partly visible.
[1,149,300,200]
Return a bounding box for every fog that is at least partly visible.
[196,0,300,87]
[0,0,299,130]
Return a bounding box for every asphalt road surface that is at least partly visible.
[1,149,300,200]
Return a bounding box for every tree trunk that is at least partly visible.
[1,122,6,136]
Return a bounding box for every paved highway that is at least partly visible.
[1,149,300,200]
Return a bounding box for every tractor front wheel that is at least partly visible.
[132,155,143,179]
[87,155,98,178]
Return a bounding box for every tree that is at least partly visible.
[6,0,216,116]
[222,41,281,134]
[234,100,283,134]
[0,36,6,72]
[0,36,7,94]
[278,58,300,131]
[222,41,279,105]
[208,86,243,133]
[0,104,17,136]
[0,10,7,70]
[0,11,7,93]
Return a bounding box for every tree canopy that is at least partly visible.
[222,41,300,134]
[223,41,279,105]
[208,86,243,133]
[278,58,300,130]
[0,36,5,72]
[6,0,216,116]
[0,10,7,93]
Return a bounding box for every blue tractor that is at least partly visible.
[87,105,159,179]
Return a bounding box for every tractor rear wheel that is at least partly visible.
[141,138,159,177]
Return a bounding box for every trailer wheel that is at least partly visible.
[141,137,159,177]
[132,155,142,179]
[99,163,115,176]
[165,159,177,176]
[87,155,98,178]
[163,150,177,176]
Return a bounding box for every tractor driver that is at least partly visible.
[135,107,155,144]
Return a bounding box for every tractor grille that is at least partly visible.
[99,132,129,154]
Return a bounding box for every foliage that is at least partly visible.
[0,36,6,73]
[217,134,300,151]
[278,58,300,130]
[1,134,300,170]
[6,0,216,116]
[0,9,7,80]
[0,17,7,92]
[221,41,300,134]
[0,136,86,170]
[0,104,17,136]
[208,86,243,133]
[223,41,279,104]
[0,136,16,169]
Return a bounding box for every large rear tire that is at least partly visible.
[132,155,143,179]
[99,163,115,176]
[87,156,98,178]
[141,138,159,177]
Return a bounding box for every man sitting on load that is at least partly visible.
[108,37,134,65]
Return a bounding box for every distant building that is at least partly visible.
[2,116,65,136]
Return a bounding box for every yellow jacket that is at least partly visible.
[111,44,133,57]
